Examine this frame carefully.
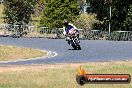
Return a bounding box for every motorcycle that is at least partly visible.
[66,28,81,50]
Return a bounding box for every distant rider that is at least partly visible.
[63,20,79,45]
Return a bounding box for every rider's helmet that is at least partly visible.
[63,20,68,27]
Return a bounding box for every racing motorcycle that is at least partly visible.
[66,28,81,50]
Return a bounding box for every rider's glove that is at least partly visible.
[63,31,66,35]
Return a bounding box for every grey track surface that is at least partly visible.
[0,37,132,65]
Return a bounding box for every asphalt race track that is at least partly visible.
[0,37,132,65]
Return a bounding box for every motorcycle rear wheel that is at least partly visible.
[77,45,81,50]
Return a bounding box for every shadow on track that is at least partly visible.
[68,48,81,50]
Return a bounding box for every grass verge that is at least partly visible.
[0,45,47,61]
[0,61,132,88]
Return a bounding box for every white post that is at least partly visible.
[109,4,112,35]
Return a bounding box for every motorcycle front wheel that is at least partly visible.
[71,40,81,50]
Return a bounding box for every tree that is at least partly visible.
[74,13,98,30]
[124,5,132,31]
[77,0,88,13]
[86,0,132,31]
[39,0,80,29]
[33,0,45,17]
[4,0,37,24]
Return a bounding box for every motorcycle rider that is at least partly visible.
[63,20,79,45]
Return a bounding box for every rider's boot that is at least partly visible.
[68,40,71,45]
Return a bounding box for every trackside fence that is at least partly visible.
[0,24,132,41]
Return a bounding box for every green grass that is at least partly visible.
[0,45,47,61]
[0,61,132,88]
